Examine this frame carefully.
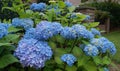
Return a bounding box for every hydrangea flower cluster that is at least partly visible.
[61,54,77,66]
[0,23,9,39]
[14,38,53,69]
[91,28,101,36]
[83,44,99,56]
[35,21,63,40]
[61,24,94,39]
[84,15,91,20]
[90,37,116,55]
[12,18,33,30]
[30,3,46,12]
[65,1,73,7]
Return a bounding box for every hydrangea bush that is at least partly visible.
[0,0,116,71]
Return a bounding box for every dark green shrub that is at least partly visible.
[0,0,19,22]
[85,2,120,29]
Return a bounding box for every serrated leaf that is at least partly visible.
[89,22,99,28]
[54,56,63,65]
[58,1,66,8]
[8,26,23,33]
[72,46,82,57]
[68,6,75,13]
[55,69,62,71]
[102,56,111,65]
[0,54,19,68]
[93,56,102,65]
[84,61,97,71]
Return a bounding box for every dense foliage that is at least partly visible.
[85,1,120,29]
[0,0,116,71]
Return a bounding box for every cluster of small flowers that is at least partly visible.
[61,54,77,66]
[0,23,10,39]
[14,21,63,69]
[14,38,53,69]
[81,37,116,56]
[61,24,95,39]
[30,3,46,12]
[12,18,34,30]
[65,1,73,7]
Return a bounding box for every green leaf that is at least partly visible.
[89,22,100,28]
[93,56,102,65]
[77,55,90,67]
[0,34,20,43]
[0,54,19,68]
[8,26,23,33]
[0,43,11,47]
[84,61,97,71]
[65,66,77,71]
[102,56,111,65]
[68,6,75,13]
[54,56,63,65]
[72,46,82,57]
[55,69,62,71]
[58,1,66,8]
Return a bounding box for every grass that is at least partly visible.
[104,31,120,63]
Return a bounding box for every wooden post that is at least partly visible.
[106,18,110,33]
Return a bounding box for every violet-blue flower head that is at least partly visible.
[14,38,53,69]
[0,24,8,38]
[60,27,77,39]
[30,3,46,12]
[91,28,101,36]
[12,18,33,30]
[23,28,35,39]
[61,54,77,66]
[84,44,99,56]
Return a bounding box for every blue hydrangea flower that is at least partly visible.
[12,18,23,27]
[65,1,72,7]
[35,21,62,40]
[23,28,35,39]
[35,21,52,40]
[91,28,101,36]
[51,22,63,35]
[71,24,94,39]
[84,15,91,20]
[22,18,34,30]
[0,23,9,38]
[104,67,109,71]
[60,27,77,39]
[30,3,46,11]
[84,44,99,56]
[61,54,77,66]
[12,18,33,30]
[90,37,116,54]
[108,42,116,55]
[14,38,53,69]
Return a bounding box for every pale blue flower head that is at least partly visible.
[23,28,35,39]
[65,1,72,7]
[84,44,99,56]
[61,54,77,66]
[0,23,9,38]
[104,67,109,71]
[30,3,46,11]
[12,18,34,30]
[14,38,53,69]
[60,27,77,39]
[91,28,101,36]
[84,15,91,20]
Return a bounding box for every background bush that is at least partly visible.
[0,0,19,22]
[85,2,120,30]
